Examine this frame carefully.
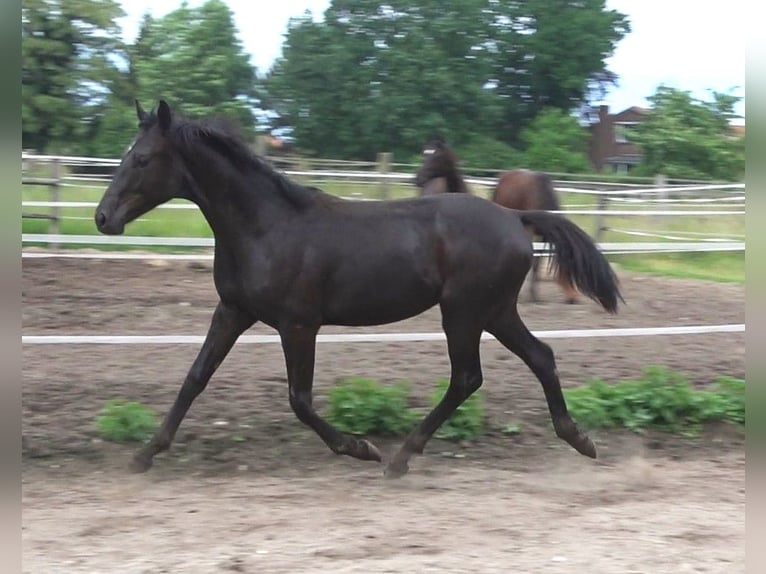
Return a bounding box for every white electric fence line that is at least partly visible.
[20,201,745,216]
[23,251,216,261]
[607,195,745,204]
[22,153,744,196]
[20,236,746,254]
[21,324,745,346]
[608,229,746,242]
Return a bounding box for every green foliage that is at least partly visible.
[82,100,139,159]
[431,380,484,441]
[265,0,629,159]
[132,0,259,133]
[519,107,592,173]
[324,377,484,440]
[457,135,524,173]
[95,400,157,442]
[564,367,745,435]
[22,0,259,156]
[326,378,418,436]
[22,0,127,152]
[630,86,745,181]
[502,422,523,435]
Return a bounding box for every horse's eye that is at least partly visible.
[133,154,150,168]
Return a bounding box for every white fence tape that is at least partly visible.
[21,200,746,216]
[21,235,745,253]
[21,324,745,345]
[22,152,744,194]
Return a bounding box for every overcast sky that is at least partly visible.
[116,0,746,119]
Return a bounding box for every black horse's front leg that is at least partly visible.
[279,323,382,463]
[130,301,255,473]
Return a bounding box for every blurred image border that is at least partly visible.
[1,0,22,572]
[745,8,764,573]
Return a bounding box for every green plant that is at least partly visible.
[95,399,158,442]
[563,366,745,435]
[502,422,523,435]
[326,377,418,436]
[431,379,485,441]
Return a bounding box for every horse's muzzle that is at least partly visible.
[95,210,125,235]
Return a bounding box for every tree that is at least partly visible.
[131,0,258,133]
[264,0,629,159]
[630,86,745,181]
[519,108,591,173]
[492,0,629,133]
[22,0,126,152]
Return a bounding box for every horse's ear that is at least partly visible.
[135,100,148,122]
[157,100,172,132]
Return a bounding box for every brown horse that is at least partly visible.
[493,170,579,304]
[414,138,470,196]
[417,141,579,304]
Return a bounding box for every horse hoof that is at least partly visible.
[356,439,383,462]
[129,455,153,474]
[384,460,409,479]
[556,419,597,459]
[574,436,597,459]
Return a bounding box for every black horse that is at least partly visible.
[414,137,470,196]
[95,100,622,478]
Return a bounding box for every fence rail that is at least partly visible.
[21,234,745,254]
[21,323,746,345]
[22,153,745,254]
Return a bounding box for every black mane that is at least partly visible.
[141,109,318,207]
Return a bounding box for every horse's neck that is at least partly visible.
[184,158,312,240]
[446,171,468,194]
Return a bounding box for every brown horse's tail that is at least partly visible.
[519,210,623,313]
[536,172,560,211]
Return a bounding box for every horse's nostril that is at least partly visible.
[96,212,106,228]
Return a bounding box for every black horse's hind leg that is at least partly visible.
[130,301,254,473]
[279,323,382,463]
[487,305,596,458]
[385,310,484,478]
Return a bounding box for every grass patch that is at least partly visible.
[95,399,157,442]
[324,377,485,440]
[325,377,418,436]
[610,251,744,283]
[563,366,745,436]
[430,380,485,441]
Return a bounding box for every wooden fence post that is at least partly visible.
[254,134,267,157]
[593,192,608,242]
[376,152,392,199]
[654,173,668,199]
[50,158,61,247]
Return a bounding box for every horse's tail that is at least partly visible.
[518,210,623,313]
[537,173,560,211]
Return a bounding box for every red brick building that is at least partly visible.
[587,105,649,173]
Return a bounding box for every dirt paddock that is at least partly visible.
[22,256,745,573]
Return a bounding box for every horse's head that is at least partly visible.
[415,137,453,188]
[95,100,186,235]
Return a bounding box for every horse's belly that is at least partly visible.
[323,273,440,326]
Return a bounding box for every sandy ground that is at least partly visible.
[22,256,745,573]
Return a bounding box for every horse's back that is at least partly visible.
[493,169,559,211]
[436,194,532,257]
